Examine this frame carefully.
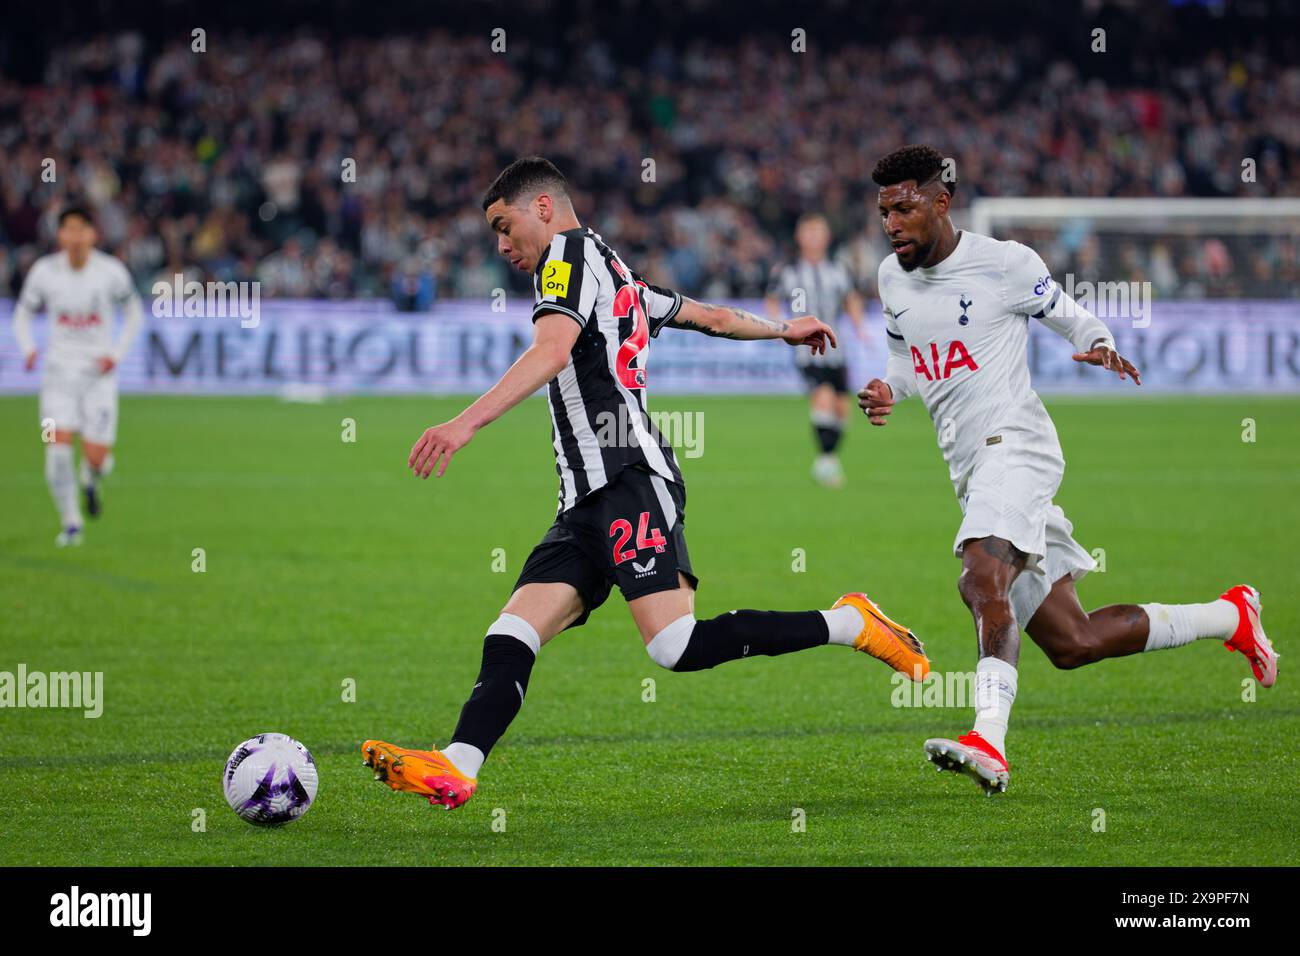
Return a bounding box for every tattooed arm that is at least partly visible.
[668,298,838,353]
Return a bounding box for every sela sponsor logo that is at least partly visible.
[910,340,979,381]
[151,273,261,329]
[49,885,151,936]
[0,664,103,718]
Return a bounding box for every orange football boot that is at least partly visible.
[362,740,477,810]
[833,592,929,680]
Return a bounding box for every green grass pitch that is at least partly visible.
[0,392,1296,866]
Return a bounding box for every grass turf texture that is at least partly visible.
[0,393,1295,866]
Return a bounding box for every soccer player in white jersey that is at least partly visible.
[12,207,144,546]
[857,146,1277,795]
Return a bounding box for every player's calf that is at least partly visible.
[361,612,544,808]
[641,592,928,679]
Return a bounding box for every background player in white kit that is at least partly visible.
[765,213,865,487]
[858,146,1278,795]
[12,207,143,546]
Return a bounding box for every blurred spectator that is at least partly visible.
[1,11,1297,300]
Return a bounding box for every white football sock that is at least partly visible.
[821,604,864,646]
[972,657,1018,758]
[441,742,485,778]
[1140,601,1238,652]
[45,444,82,528]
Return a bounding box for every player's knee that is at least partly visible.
[83,444,111,468]
[957,566,1004,612]
[485,613,541,656]
[645,613,696,670]
[1041,626,1097,670]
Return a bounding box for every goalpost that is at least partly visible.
[965,198,1300,301]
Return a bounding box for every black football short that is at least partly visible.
[514,466,697,628]
[799,362,850,395]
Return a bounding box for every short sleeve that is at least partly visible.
[632,270,682,337]
[533,233,596,327]
[1003,241,1061,317]
[17,260,46,312]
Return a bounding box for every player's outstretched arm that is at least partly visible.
[1013,244,1140,386]
[409,312,580,479]
[669,298,837,353]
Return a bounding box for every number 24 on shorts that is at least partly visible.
[609,512,667,565]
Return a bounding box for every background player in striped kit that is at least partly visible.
[766,213,866,488]
[362,157,929,810]
[12,207,143,546]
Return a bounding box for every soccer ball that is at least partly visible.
[223,732,319,826]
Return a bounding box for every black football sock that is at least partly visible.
[674,610,829,672]
[449,635,535,757]
[811,408,844,454]
[814,424,843,454]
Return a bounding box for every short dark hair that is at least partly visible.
[481,156,570,211]
[871,145,955,197]
[58,205,95,227]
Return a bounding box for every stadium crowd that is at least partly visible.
[2,20,1297,304]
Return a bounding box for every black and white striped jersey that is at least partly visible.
[532,226,685,513]
[767,258,855,368]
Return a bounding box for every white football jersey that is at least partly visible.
[879,231,1102,492]
[16,250,142,373]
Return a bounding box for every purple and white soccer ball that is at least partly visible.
[223,732,318,826]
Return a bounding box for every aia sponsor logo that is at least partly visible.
[56,312,102,329]
[912,340,979,381]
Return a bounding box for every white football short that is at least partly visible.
[951,436,1095,626]
[40,368,119,445]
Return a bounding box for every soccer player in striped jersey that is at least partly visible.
[765,213,865,488]
[13,207,143,546]
[858,145,1277,795]
[363,156,929,809]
